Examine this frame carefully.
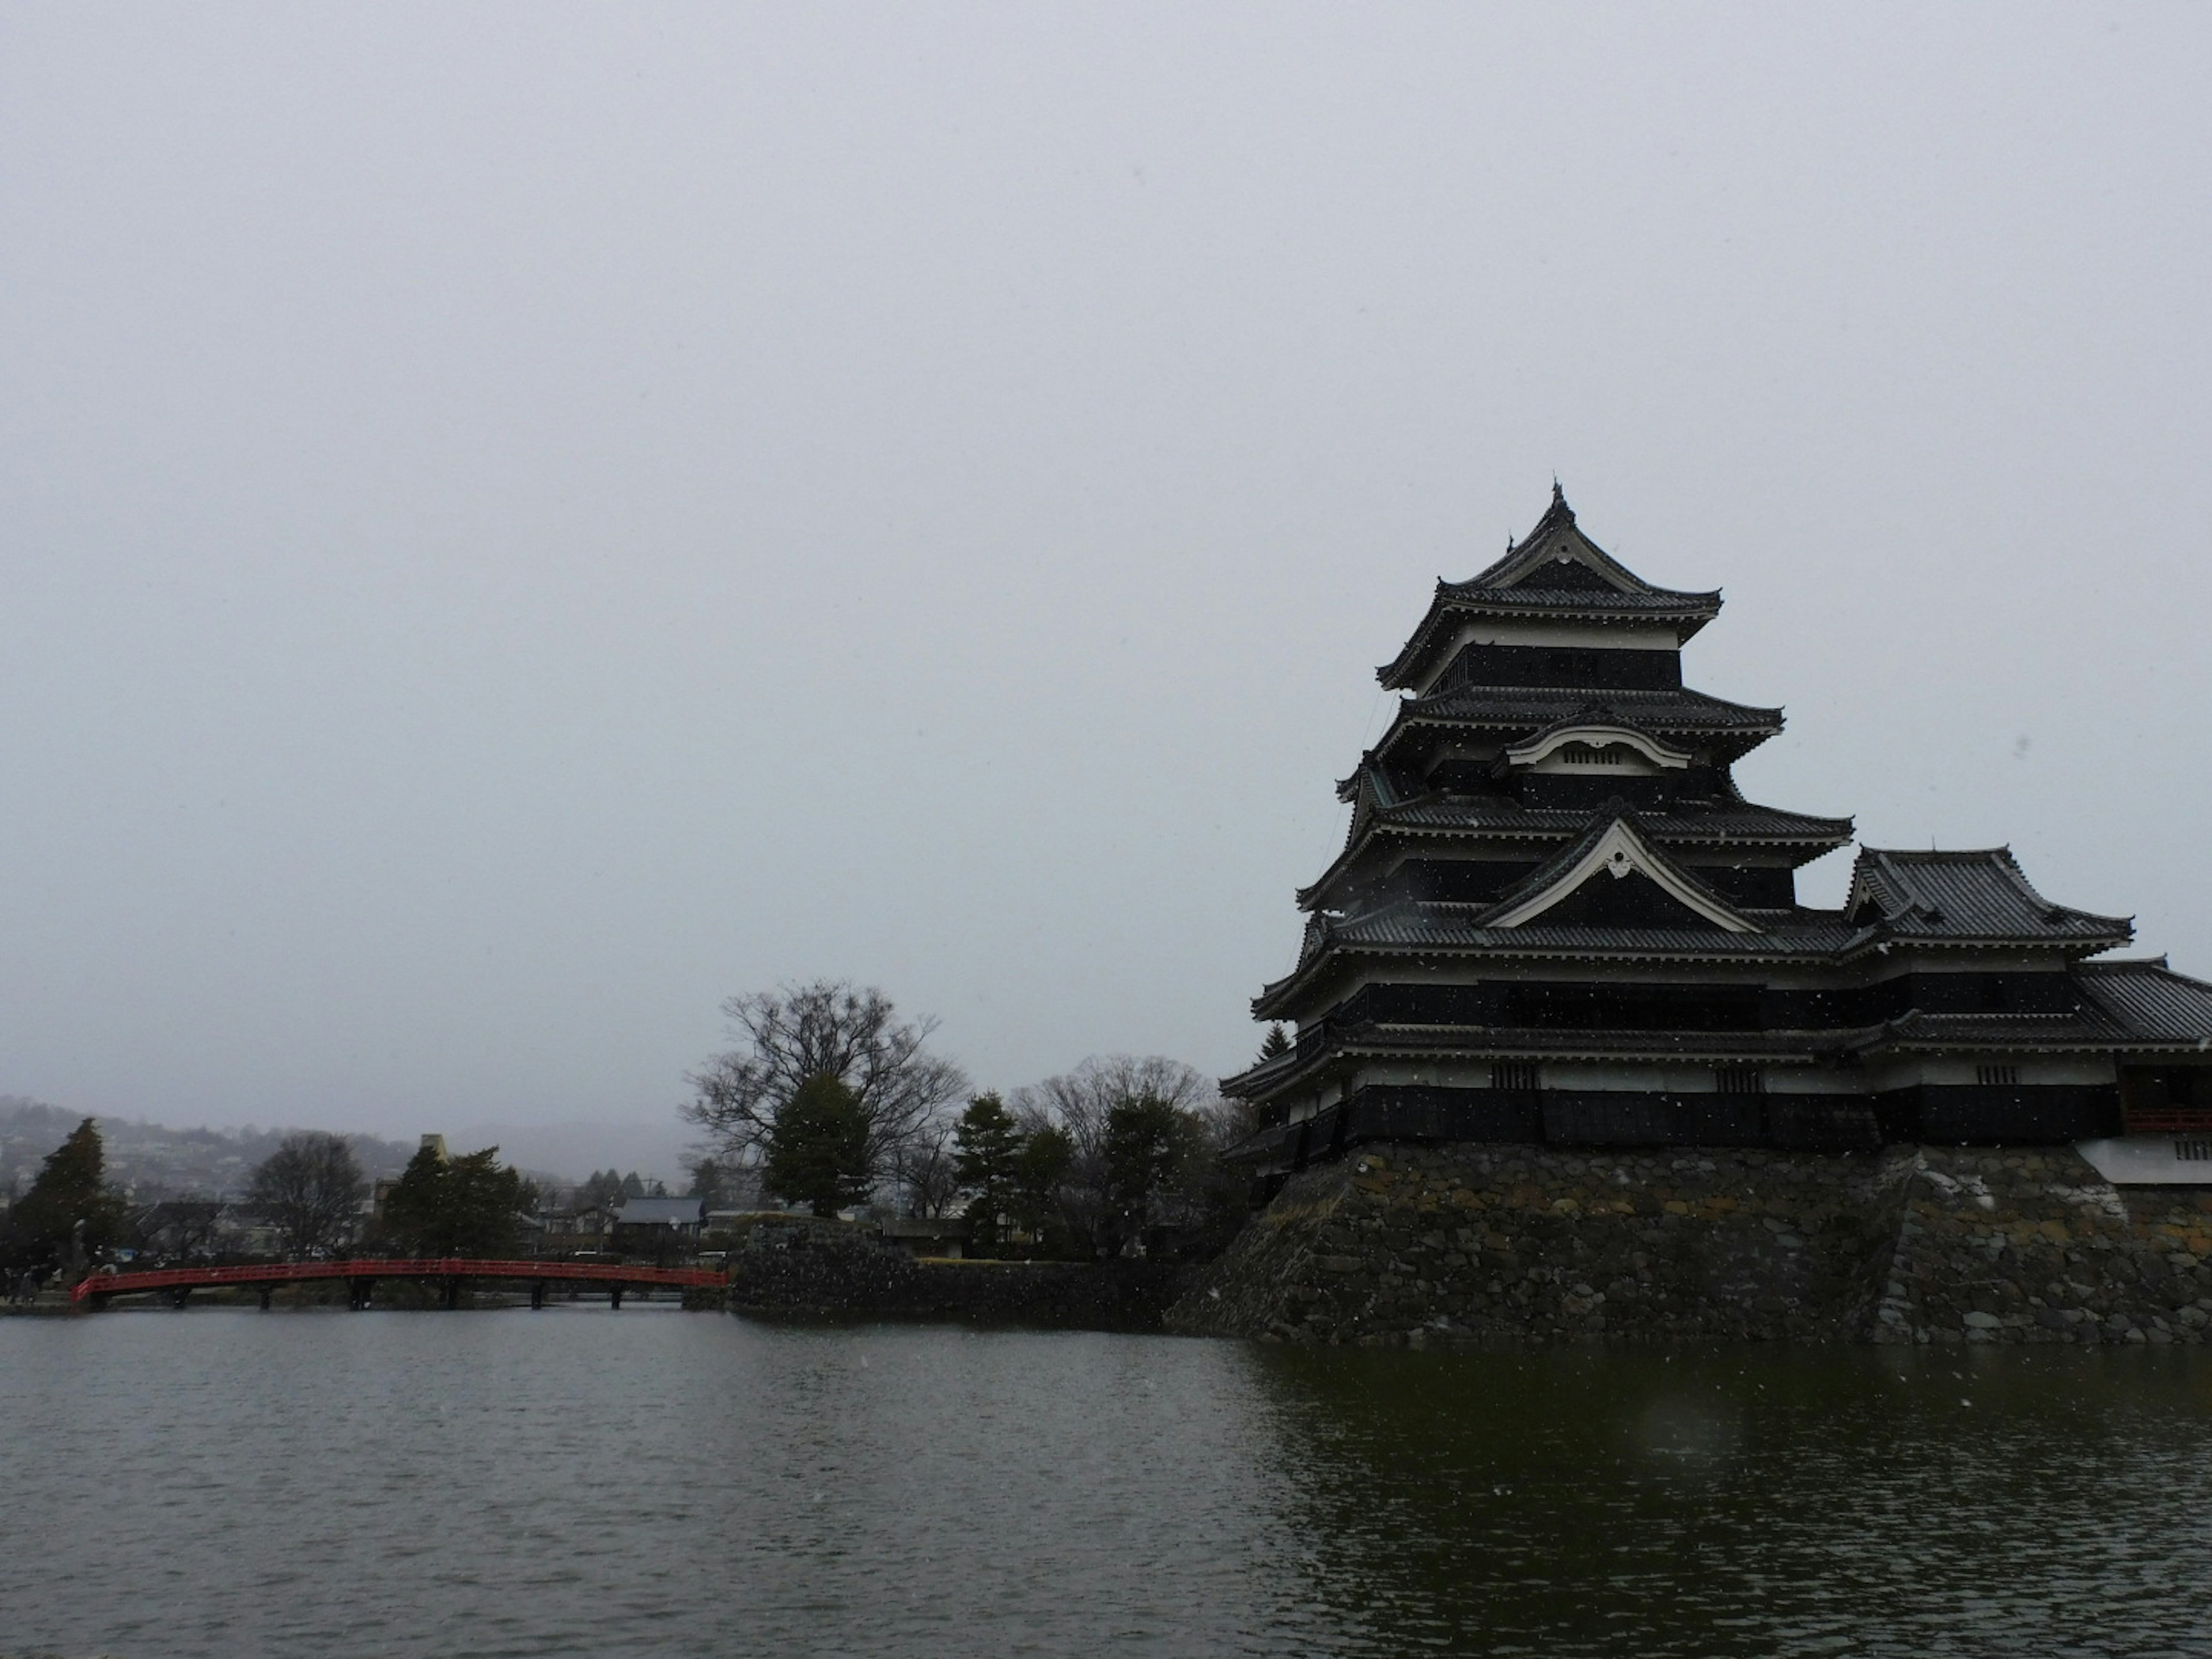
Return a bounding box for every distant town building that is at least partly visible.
[877,1216,966,1259]
[1227,488,2212,1180]
[611,1195,707,1244]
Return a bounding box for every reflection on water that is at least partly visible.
[1253,1344,2212,1656]
[3,1312,2209,1657]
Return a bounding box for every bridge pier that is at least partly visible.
[347,1278,375,1311]
[609,1283,625,1310]
[169,1287,191,1310]
[258,1285,273,1311]
[440,1278,461,1310]
[529,1281,547,1310]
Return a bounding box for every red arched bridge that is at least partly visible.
[71,1258,726,1311]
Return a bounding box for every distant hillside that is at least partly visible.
[0,1096,417,1202]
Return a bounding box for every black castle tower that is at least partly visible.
[1227,488,2212,1176]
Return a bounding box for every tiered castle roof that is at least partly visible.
[1227,488,2212,1160]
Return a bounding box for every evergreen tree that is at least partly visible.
[1259,1025,1291,1061]
[1008,1124,1073,1253]
[953,1093,1021,1252]
[381,1143,532,1256]
[578,1169,626,1210]
[1102,1096,1198,1256]
[762,1074,871,1217]
[2,1118,123,1271]
[685,1157,732,1207]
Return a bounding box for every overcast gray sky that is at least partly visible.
[3,4,2207,1147]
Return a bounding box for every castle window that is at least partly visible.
[1976,1065,2020,1087]
[1715,1065,1764,1096]
[1559,742,1632,767]
[1491,1062,1541,1092]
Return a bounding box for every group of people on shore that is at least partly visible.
[6,1266,54,1305]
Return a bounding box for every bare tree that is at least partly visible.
[891,1113,963,1219]
[1013,1054,1211,1164]
[131,1198,224,1260]
[245,1132,368,1259]
[1010,1055,1214,1256]
[682,981,968,1195]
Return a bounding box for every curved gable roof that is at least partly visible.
[1475,812,1759,933]
[1378,488,1722,689]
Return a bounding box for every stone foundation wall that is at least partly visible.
[726,1217,1183,1330]
[1165,1142,2212,1347]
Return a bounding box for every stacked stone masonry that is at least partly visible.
[725,1216,1184,1330]
[1165,1142,2212,1347]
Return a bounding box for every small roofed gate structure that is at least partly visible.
[71,1259,724,1310]
[1226,487,2212,1180]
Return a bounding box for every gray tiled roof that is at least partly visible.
[2076,960,2212,1045]
[1431,585,1722,613]
[1402,684,1785,735]
[1373,798,1853,843]
[1847,849,2131,944]
[1296,794,1854,910]
[612,1196,706,1226]
[1859,1011,2133,1051]
[1323,914,1858,954]
[1333,1023,1834,1060]
[1442,488,1718,606]
[1377,492,1724,687]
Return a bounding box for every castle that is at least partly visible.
[1226,488,2212,1182]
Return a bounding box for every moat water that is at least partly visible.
[4,1311,2210,1657]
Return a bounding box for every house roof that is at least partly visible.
[1845,848,2132,946]
[613,1196,706,1225]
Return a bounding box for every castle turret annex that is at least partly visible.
[1227,488,2212,1179]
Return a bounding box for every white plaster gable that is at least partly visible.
[1484,818,1759,933]
[1506,724,1694,774]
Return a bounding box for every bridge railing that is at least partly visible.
[71,1257,727,1303]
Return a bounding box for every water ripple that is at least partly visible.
[3,1314,2208,1657]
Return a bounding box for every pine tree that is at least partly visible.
[953,1093,1021,1253]
[381,1142,530,1256]
[1103,1096,1199,1256]
[1009,1124,1073,1253]
[762,1074,871,1217]
[3,1118,123,1271]
[1259,1024,1291,1061]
